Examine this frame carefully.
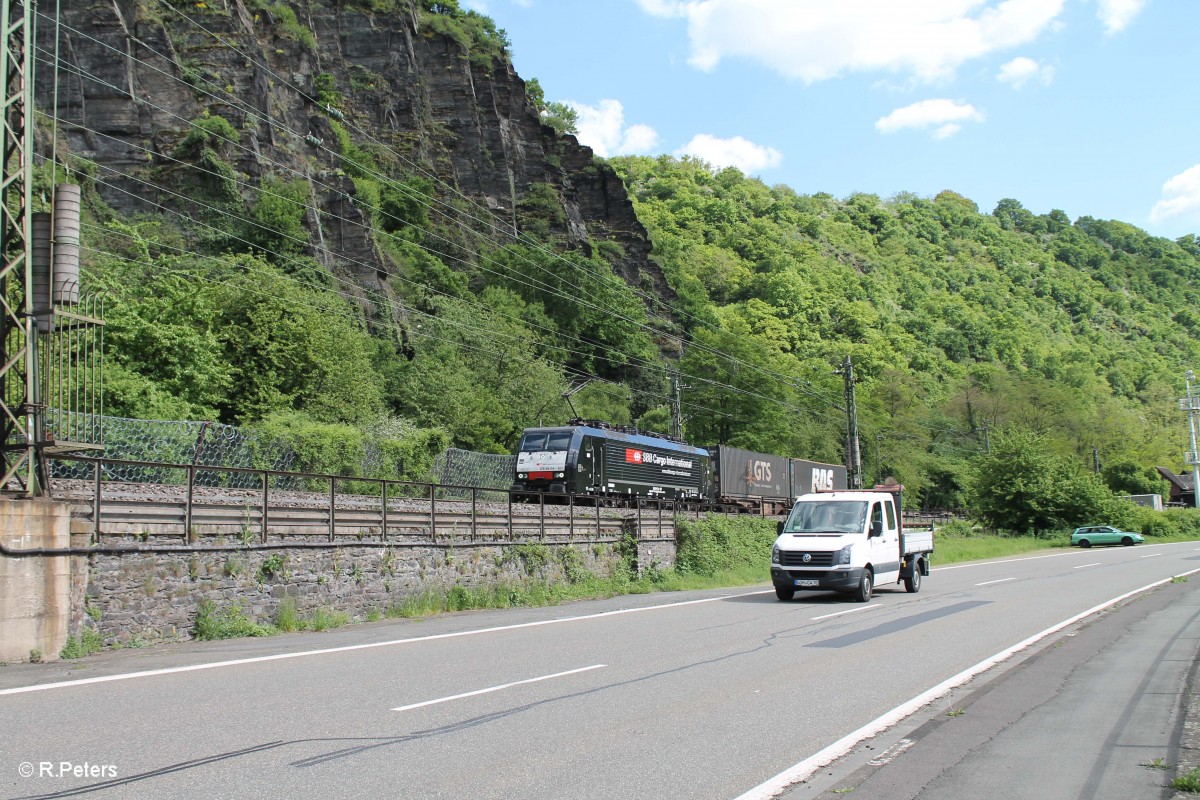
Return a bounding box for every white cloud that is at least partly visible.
[1097,0,1148,34]
[634,0,686,14]
[876,99,984,138]
[996,56,1054,88]
[674,134,783,173]
[569,99,660,157]
[635,0,1067,83]
[1150,165,1200,225]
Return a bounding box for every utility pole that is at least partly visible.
[669,372,683,440]
[1182,371,1200,508]
[837,356,862,489]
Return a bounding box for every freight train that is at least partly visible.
[510,421,846,513]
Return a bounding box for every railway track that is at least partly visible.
[49,479,679,545]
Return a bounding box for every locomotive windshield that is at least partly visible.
[519,431,573,452]
[783,501,867,534]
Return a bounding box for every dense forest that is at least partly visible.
[37,0,1199,524]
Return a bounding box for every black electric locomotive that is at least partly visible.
[511,423,711,503]
[510,421,847,513]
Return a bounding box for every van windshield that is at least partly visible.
[520,431,573,452]
[784,501,867,534]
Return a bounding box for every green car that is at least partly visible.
[1071,525,1144,548]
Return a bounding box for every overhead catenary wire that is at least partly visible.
[38,11,843,411]
[77,237,743,425]
[50,119,829,423]
[35,19,847,436]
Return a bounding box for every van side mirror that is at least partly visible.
[870,519,882,537]
[777,520,785,535]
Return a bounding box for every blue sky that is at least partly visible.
[465,0,1200,239]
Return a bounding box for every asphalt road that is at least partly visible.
[3,540,1200,800]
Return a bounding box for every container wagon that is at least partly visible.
[788,458,848,497]
[707,445,793,515]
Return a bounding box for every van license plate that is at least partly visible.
[795,579,819,588]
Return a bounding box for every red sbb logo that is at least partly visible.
[625,449,643,463]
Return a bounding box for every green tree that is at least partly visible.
[208,257,385,425]
[541,101,579,136]
[1102,460,1169,496]
[969,429,1119,534]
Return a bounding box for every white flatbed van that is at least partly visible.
[770,486,933,602]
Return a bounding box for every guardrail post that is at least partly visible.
[260,471,268,543]
[569,495,574,541]
[539,493,545,540]
[92,459,101,544]
[470,487,477,543]
[507,493,514,541]
[429,483,436,543]
[382,480,389,543]
[185,464,195,542]
[595,497,600,539]
[637,498,642,542]
[329,477,336,542]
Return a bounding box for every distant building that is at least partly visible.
[1124,494,1164,511]
[1156,467,1194,507]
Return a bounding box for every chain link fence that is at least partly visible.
[46,412,514,493]
[48,412,299,487]
[430,448,516,500]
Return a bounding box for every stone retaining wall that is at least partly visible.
[81,535,675,647]
[1,496,678,657]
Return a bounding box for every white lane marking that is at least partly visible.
[1140,554,1163,559]
[975,578,1016,587]
[0,590,771,697]
[393,664,606,712]
[731,567,1200,800]
[1074,563,1102,569]
[933,540,1193,572]
[811,605,882,622]
[867,738,915,766]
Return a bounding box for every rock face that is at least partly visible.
[35,0,670,318]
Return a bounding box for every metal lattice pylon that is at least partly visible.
[0,0,36,494]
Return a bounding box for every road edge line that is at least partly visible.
[731,567,1200,800]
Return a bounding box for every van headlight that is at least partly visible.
[835,545,852,565]
[771,545,780,564]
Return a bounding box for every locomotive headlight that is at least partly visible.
[518,473,527,479]
[556,472,565,478]
[771,545,780,564]
[835,545,852,565]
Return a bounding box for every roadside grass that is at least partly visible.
[59,629,103,660]
[1173,766,1200,792]
[194,600,276,640]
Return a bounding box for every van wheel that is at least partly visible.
[904,563,922,593]
[775,585,794,601]
[854,569,873,603]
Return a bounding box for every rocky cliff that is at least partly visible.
[35,0,670,332]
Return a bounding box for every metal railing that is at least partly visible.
[49,454,687,549]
